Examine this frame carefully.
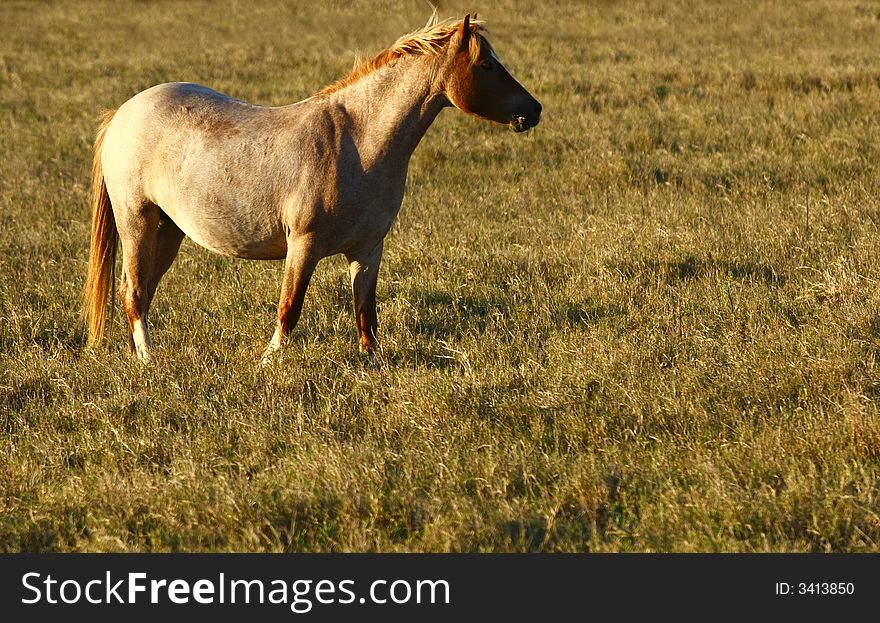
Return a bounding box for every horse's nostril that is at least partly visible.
[534,101,542,117]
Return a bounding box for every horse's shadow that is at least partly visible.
[612,255,787,287]
[408,290,499,335]
[378,290,504,370]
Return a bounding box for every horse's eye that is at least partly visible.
[479,59,494,71]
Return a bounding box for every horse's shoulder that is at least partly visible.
[284,100,348,147]
[307,99,347,125]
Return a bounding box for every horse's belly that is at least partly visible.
[189,228,288,260]
[164,204,288,260]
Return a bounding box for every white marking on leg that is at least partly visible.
[132,315,154,363]
[260,326,283,366]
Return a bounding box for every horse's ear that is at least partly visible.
[458,13,471,51]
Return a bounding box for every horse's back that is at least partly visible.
[122,82,260,134]
[105,82,248,148]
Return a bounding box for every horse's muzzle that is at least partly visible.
[511,100,542,132]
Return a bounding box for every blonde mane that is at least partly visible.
[317,16,488,96]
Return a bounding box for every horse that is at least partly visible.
[82,14,542,365]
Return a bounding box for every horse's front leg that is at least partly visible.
[346,241,383,369]
[261,234,319,364]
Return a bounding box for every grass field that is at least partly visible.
[2,0,880,552]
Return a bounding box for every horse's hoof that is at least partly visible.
[260,345,279,367]
[135,346,155,364]
[367,350,379,370]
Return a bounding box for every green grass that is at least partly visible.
[2,0,880,551]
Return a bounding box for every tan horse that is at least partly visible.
[83,14,541,365]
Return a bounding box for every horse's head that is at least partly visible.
[443,14,542,132]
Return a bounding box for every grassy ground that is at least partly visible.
[2,0,880,551]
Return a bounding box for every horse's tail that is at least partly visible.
[82,109,118,348]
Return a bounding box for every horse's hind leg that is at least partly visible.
[116,202,183,362]
[151,214,185,297]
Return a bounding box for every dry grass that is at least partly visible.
[2,0,880,551]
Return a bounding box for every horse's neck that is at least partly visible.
[327,55,446,169]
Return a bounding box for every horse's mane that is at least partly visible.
[316,15,488,96]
